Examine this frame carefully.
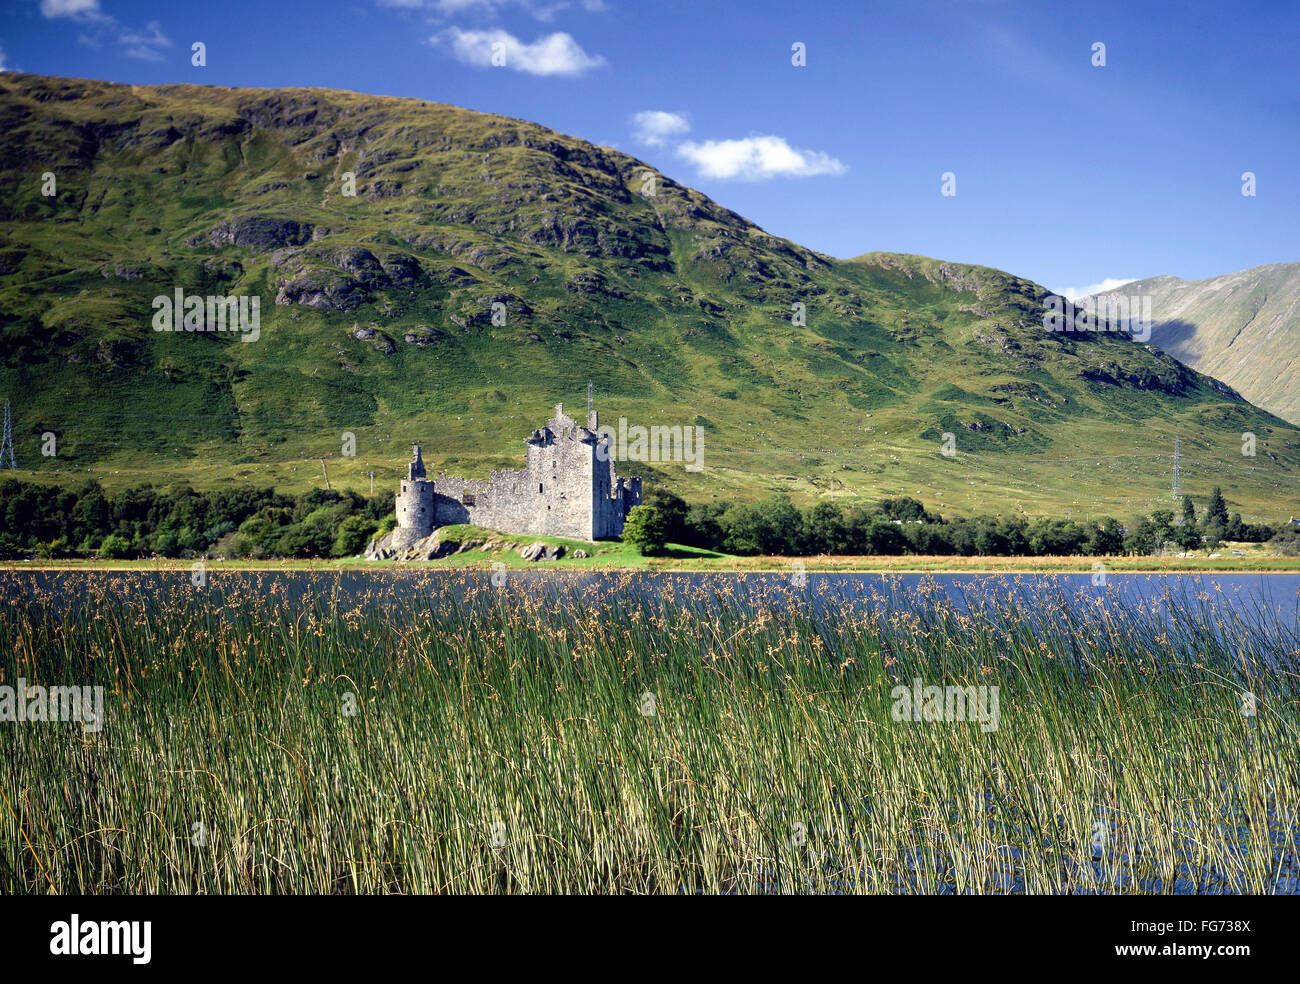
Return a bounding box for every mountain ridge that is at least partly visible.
[0,72,1296,520]
[1089,262,1300,426]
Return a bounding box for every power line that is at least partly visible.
[1,400,15,469]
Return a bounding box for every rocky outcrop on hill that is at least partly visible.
[202,216,314,250]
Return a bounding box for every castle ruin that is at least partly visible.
[388,403,641,548]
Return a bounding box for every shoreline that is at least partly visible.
[4,556,1298,575]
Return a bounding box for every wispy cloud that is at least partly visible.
[631,110,690,147]
[441,0,605,16]
[0,45,8,72]
[40,0,105,20]
[41,1,172,63]
[432,27,605,76]
[1052,278,1138,302]
[118,21,171,62]
[382,0,606,20]
[677,135,846,181]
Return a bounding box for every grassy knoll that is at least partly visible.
[394,523,731,569]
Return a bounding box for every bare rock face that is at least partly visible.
[518,541,564,561]
[205,216,314,250]
[270,247,424,313]
[332,246,383,278]
[364,529,397,560]
[410,534,455,560]
[366,529,442,560]
[100,260,155,280]
[403,326,443,346]
[275,269,369,311]
[365,528,481,561]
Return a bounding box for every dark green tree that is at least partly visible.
[1087,517,1125,555]
[1207,486,1229,527]
[622,504,668,555]
[643,488,689,545]
[803,502,849,554]
[683,502,726,550]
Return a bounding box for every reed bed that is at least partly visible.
[2,569,1298,894]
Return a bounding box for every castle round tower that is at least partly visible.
[391,444,436,549]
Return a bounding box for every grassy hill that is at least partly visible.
[1089,263,1300,427]
[1,72,1298,523]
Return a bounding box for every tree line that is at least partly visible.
[0,478,390,560]
[0,477,1292,560]
[622,487,1291,557]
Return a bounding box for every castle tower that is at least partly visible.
[392,443,435,548]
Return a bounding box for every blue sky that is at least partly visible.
[3,0,1296,294]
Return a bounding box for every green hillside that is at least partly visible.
[1,72,1297,522]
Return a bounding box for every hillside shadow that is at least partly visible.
[1147,318,1199,351]
[654,545,730,560]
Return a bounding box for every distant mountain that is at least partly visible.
[1089,264,1300,426]
[0,73,1297,519]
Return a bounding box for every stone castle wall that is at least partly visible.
[392,403,640,543]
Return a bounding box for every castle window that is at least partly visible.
[538,483,544,494]
[462,492,475,507]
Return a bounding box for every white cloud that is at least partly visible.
[676,135,846,181]
[0,46,7,72]
[1052,278,1138,302]
[42,0,168,64]
[40,0,103,19]
[433,28,606,76]
[118,21,171,61]
[631,110,690,147]
[387,0,605,20]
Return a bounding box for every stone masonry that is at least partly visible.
[388,403,641,548]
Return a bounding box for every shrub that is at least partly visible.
[333,515,379,557]
[1267,530,1300,556]
[622,505,668,555]
[98,534,132,560]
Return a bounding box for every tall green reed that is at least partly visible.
[2,570,1296,894]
